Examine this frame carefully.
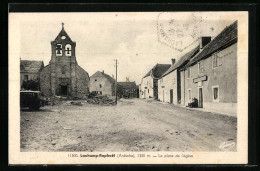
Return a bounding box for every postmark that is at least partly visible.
[157,12,204,52]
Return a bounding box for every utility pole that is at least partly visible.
[115,59,118,104]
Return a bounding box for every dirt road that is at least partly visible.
[20,98,237,152]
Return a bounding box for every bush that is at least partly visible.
[21,79,39,91]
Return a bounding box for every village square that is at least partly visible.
[19,15,237,152]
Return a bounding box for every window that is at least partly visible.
[99,84,102,88]
[212,85,219,102]
[95,79,97,81]
[65,44,72,56]
[56,44,62,56]
[148,89,149,93]
[213,53,222,68]
[198,61,204,74]
[24,75,28,81]
[61,66,66,74]
[187,68,191,78]
[188,89,192,100]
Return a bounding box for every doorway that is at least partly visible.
[60,85,68,96]
[170,89,173,104]
[198,87,203,108]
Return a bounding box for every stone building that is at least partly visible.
[20,60,44,89]
[158,45,200,104]
[140,64,171,99]
[89,71,116,96]
[180,21,237,115]
[40,23,90,98]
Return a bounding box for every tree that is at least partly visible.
[21,79,39,91]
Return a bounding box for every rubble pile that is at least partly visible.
[42,96,66,106]
[86,95,116,105]
[70,101,82,106]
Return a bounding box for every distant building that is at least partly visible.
[140,64,171,99]
[158,45,200,104]
[180,21,237,114]
[40,23,90,98]
[20,60,44,89]
[89,71,116,96]
[118,82,138,98]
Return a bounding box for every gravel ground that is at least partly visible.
[20,98,237,152]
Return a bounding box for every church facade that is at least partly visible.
[40,24,90,98]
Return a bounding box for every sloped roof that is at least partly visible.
[20,60,44,73]
[185,21,237,68]
[117,82,137,89]
[143,64,171,79]
[54,25,73,42]
[90,71,115,84]
[161,45,200,77]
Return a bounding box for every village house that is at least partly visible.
[140,64,171,99]
[158,45,200,104]
[20,60,44,90]
[118,82,138,98]
[40,23,90,98]
[89,71,116,96]
[180,21,237,115]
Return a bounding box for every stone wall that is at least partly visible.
[40,65,52,96]
[76,65,90,98]
[89,76,114,96]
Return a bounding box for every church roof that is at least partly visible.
[54,23,73,42]
[90,71,115,84]
[20,60,44,73]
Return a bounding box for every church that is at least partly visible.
[40,23,90,98]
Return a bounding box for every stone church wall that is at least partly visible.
[76,65,90,98]
[40,65,52,97]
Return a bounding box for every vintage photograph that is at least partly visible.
[9,12,248,164]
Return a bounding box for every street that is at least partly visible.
[20,98,237,152]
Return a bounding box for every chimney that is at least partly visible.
[102,70,104,74]
[171,58,176,65]
[200,37,211,49]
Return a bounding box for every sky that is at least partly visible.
[10,12,235,84]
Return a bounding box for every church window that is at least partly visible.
[56,44,62,56]
[61,66,66,74]
[61,36,66,39]
[65,44,72,56]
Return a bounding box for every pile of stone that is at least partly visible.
[41,96,64,106]
[70,101,82,106]
[86,95,116,105]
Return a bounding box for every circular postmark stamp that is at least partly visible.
[157,12,204,52]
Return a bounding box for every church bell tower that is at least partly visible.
[49,23,78,97]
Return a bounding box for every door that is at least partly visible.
[170,89,173,103]
[60,85,68,96]
[198,88,203,108]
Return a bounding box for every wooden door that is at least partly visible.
[198,88,203,108]
[170,89,173,103]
